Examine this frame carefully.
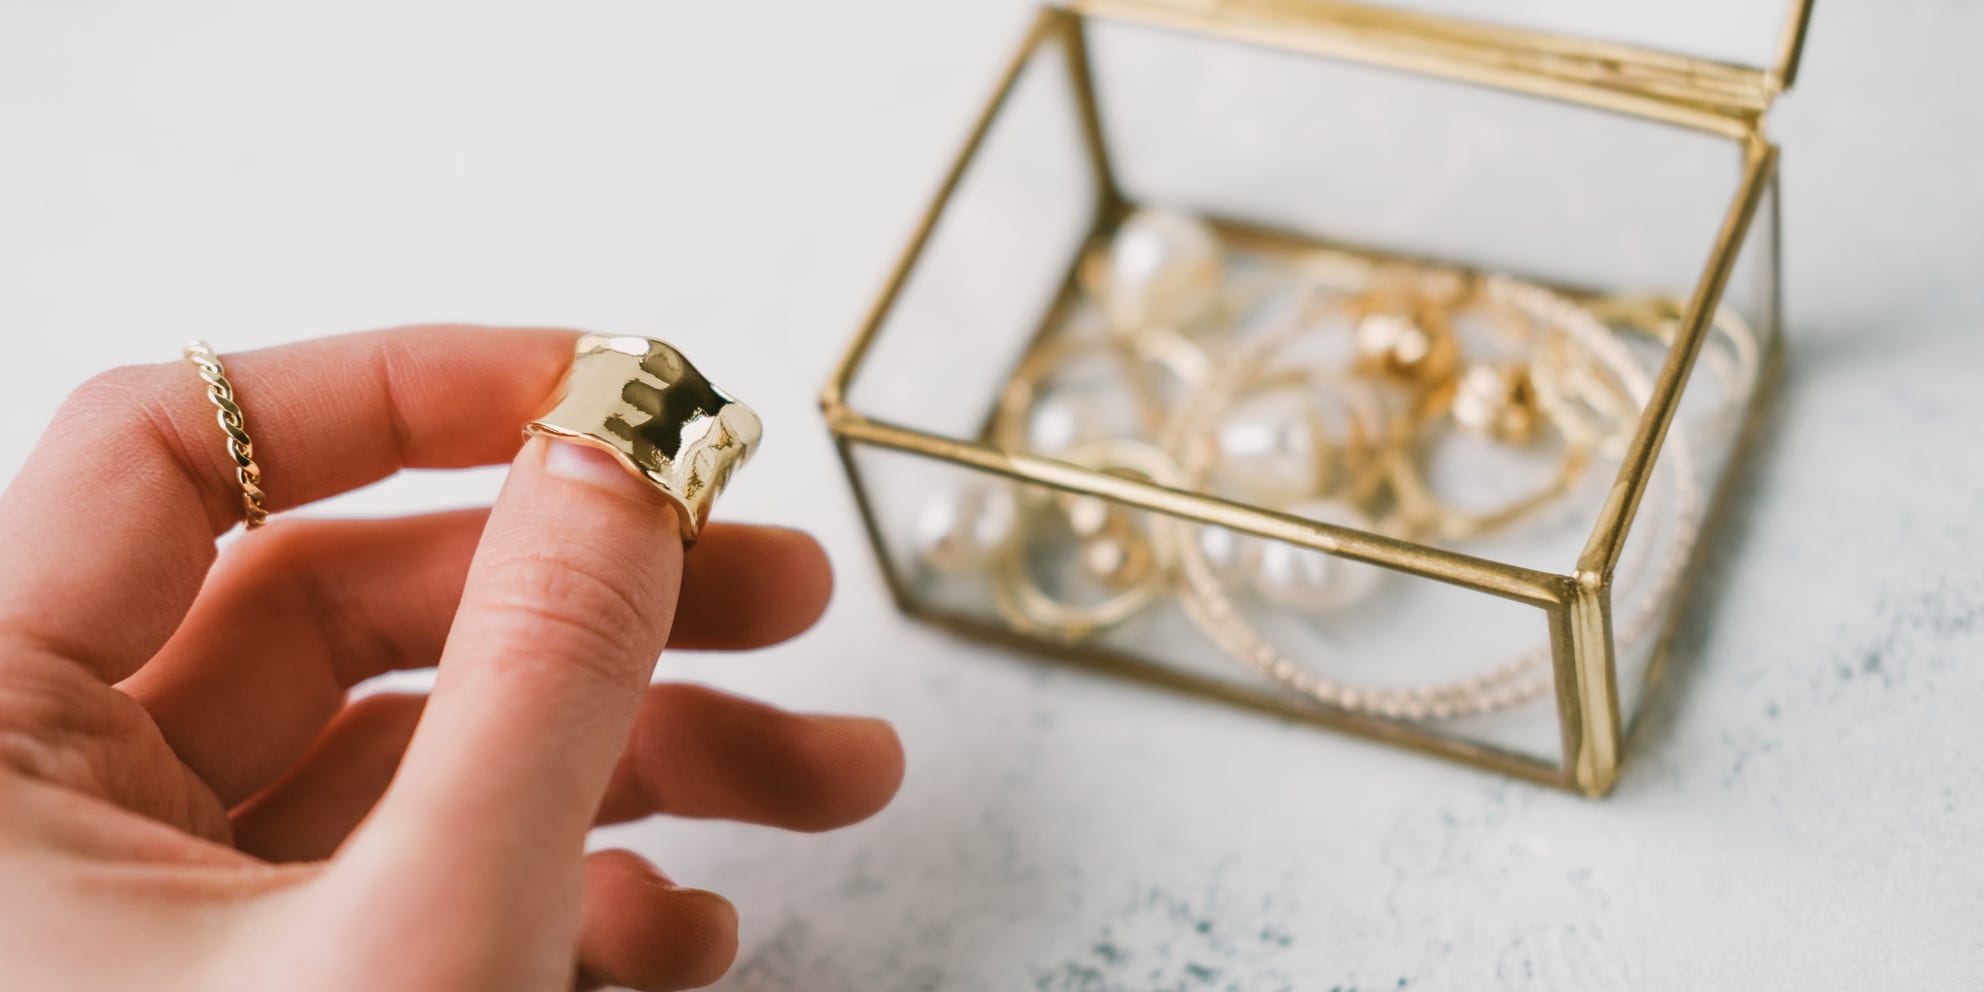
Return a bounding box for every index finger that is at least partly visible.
[0,325,578,682]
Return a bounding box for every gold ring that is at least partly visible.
[990,325,1208,454]
[1380,388,1594,542]
[525,334,762,545]
[989,439,1182,642]
[183,341,269,530]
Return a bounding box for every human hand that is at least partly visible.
[0,327,904,991]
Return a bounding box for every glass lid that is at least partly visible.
[1072,0,1814,120]
[1392,0,1809,82]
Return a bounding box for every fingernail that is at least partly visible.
[536,437,654,500]
[671,886,735,910]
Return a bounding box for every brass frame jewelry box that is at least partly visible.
[821,0,1813,796]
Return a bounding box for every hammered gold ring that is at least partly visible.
[182,340,270,530]
[525,334,762,545]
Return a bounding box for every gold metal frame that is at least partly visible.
[820,0,1805,796]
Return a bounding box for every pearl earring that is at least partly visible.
[1192,524,1260,587]
[1213,387,1327,505]
[915,479,1020,573]
[1099,208,1224,334]
[1250,499,1385,613]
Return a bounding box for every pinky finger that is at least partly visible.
[577,849,738,992]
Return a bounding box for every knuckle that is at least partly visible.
[63,363,160,416]
[0,660,108,789]
[0,727,68,787]
[61,361,238,530]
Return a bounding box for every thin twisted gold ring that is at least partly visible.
[182,341,269,530]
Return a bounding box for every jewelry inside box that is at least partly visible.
[911,207,1759,721]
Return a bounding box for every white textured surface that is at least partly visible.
[2,1,1980,988]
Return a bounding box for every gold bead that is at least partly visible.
[1451,362,1540,445]
[1080,525,1157,591]
[1353,308,1459,387]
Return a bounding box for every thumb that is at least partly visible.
[349,436,683,879]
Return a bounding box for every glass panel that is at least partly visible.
[847,440,1563,761]
[843,24,1098,438]
[1394,0,1792,72]
[1086,17,1740,298]
[1614,167,1779,729]
[1062,19,1755,574]
[835,15,1779,773]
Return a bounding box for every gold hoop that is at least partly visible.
[989,439,1184,643]
[991,325,1209,455]
[1380,387,1595,543]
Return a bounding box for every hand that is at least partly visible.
[0,327,904,991]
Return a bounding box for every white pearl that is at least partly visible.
[1024,389,1110,458]
[1251,500,1382,613]
[1025,391,1086,456]
[1104,208,1223,332]
[1194,524,1260,586]
[1061,493,1112,538]
[915,481,1019,573]
[1215,389,1322,505]
[1024,382,1139,458]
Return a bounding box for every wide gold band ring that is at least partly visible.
[525,334,762,545]
[183,340,270,530]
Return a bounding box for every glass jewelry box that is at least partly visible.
[821,0,1813,795]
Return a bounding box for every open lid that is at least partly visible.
[1072,0,1814,132]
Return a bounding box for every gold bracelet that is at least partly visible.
[182,341,270,530]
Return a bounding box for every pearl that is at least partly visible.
[1103,208,1223,332]
[915,480,1019,573]
[1031,386,1111,456]
[1193,524,1260,586]
[1056,491,1161,590]
[1060,493,1112,539]
[1080,530,1157,591]
[1214,388,1323,505]
[1251,500,1383,613]
[1023,381,1139,458]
